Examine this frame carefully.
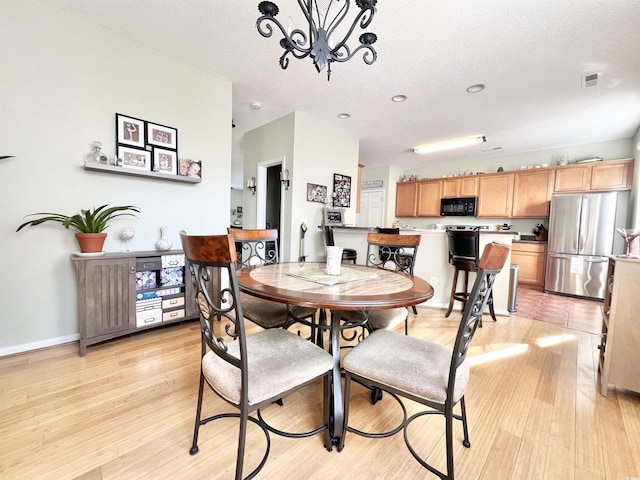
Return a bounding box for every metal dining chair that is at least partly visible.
[333,232,421,337]
[338,242,510,480]
[181,233,333,480]
[227,228,318,337]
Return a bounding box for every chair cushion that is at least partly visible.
[241,295,316,329]
[202,328,333,406]
[367,307,408,331]
[343,329,469,404]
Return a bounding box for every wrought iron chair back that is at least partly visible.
[338,242,510,480]
[181,232,333,480]
[366,232,420,274]
[229,228,279,267]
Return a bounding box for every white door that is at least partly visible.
[357,189,385,227]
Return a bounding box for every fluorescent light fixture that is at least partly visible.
[413,135,486,154]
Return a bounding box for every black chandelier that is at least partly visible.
[256,0,378,80]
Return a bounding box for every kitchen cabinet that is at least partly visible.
[590,160,632,191]
[441,176,478,198]
[417,180,442,217]
[72,250,217,356]
[511,241,546,287]
[554,158,632,193]
[598,257,640,396]
[511,169,555,217]
[477,173,514,217]
[395,182,418,217]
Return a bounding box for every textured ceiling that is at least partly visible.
[44,0,640,188]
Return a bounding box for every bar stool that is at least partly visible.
[324,226,357,264]
[445,228,497,322]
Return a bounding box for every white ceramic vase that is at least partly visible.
[156,226,172,251]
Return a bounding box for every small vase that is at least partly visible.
[156,226,172,251]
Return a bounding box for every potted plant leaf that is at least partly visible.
[17,204,140,253]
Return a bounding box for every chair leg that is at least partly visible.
[445,269,459,317]
[323,373,332,451]
[337,372,352,452]
[189,370,206,455]
[445,404,455,480]
[488,288,497,322]
[460,396,471,448]
[235,408,248,480]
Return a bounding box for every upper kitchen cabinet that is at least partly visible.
[395,181,418,217]
[441,176,479,198]
[477,173,514,217]
[554,158,633,193]
[511,169,555,217]
[590,159,633,191]
[417,179,442,217]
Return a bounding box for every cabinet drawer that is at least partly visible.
[136,308,162,327]
[163,308,185,322]
[162,254,185,268]
[162,296,185,310]
[136,257,162,271]
[512,242,547,253]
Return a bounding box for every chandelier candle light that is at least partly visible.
[256,0,378,80]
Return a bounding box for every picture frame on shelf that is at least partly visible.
[147,121,178,149]
[178,158,202,179]
[153,147,177,175]
[118,145,151,171]
[332,173,351,207]
[116,113,146,148]
[307,183,328,203]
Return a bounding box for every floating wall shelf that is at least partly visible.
[83,162,201,184]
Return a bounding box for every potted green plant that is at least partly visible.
[17,204,140,253]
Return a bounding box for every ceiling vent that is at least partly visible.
[582,72,599,88]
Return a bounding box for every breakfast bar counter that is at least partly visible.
[332,227,515,314]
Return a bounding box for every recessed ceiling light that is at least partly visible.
[466,84,485,93]
[249,101,263,110]
[391,94,407,102]
[338,113,351,119]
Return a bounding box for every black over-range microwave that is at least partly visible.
[440,197,477,216]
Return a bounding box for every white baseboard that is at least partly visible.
[0,334,79,357]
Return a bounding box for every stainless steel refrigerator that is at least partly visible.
[545,191,628,300]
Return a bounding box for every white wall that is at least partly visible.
[0,1,232,354]
[243,112,359,262]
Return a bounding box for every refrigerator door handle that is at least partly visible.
[584,257,608,263]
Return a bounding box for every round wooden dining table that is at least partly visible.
[236,261,434,448]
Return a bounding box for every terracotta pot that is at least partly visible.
[75,233,107,253]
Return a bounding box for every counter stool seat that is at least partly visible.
[324,226,357,264]
[445,229,497,323]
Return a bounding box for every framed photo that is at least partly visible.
[178,158,202,178]
[116,113,145,148]
[118,146,151,171]
[147,121,178,149]
[307,183,328,203]
[332,173,351,207]
[153,147,177,175]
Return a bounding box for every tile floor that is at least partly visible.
[512,285,602,335]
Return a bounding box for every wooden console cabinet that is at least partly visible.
[598,257,640,396]
[72,250,217,356]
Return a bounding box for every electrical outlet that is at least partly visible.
[430,277,437,287]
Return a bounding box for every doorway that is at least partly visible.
[256,157,284,253]
[357,189,385,227]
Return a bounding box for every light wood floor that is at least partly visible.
[1,309,639,479]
